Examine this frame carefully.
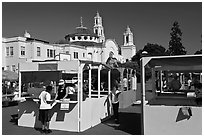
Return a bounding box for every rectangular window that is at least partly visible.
[54,50,56,57]
[37,47,41,56]
[83,53,85,57]
[74,52,78,59]
[47,49,50,57]
[10,47,14,56]
[21,46,25,56]
[50,49,53,57]
[6,47,9,56]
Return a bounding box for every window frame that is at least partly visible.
[74,52,78,59]
[21,46,26,56]
[10,47,14,56]
[6,47,9,56]
[37,47,41,57]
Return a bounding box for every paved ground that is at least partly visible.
[2,104,141,135]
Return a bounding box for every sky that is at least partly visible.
[2,2,202,54]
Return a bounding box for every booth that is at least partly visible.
[18,60,113,132]
[140,55,202,135]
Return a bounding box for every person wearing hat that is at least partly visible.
[54,79,76,100]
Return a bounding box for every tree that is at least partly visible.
[131,43,166,63]
[167,21,186,55]
[131,49,143,63]
[131,43,167,82]
[143,43,167,56]
[194,49,202,55]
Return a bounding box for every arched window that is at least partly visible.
[78,36,81,40]
[95,29,98,35]
[88,53,92,60]
[126,36,129,43]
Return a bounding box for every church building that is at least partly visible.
[62,11,123,63]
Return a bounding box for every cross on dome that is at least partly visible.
[80,16,83,27]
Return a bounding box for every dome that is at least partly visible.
[65,27,98,40]
[65,17,98,40]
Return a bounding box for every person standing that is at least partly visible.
[38,85,54,134]
[110,84,121,124]
[55,79,78,101]
[123,77,128,91]
[187,78,192,90]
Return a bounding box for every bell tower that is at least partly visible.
[121,26,136,61]
[123,26,134,46]
[93,11,105,43]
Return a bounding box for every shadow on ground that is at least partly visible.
[103,112,141,135]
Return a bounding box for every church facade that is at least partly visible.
[61,12,123,63]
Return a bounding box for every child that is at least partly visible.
[38,85,54,134]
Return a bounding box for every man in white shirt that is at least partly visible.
[39,86,54,134]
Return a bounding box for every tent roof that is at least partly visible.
[143,55,202,72]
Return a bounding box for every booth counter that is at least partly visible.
[18,95,111,132]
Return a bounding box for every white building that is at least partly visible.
[121,26,136,61]
[2,31,62,71]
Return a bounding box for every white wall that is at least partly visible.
[102,39,119,63]
[86,46,103,62]
[144,106,202,135]
[121,45,136,61]
[65,45,87,61]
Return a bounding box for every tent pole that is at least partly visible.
[88,64,92,98]
[18,69,21,98]
[141,57,145,135]
[98,65,101,98]
[77,63,84,132]
[108,69,111,93]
